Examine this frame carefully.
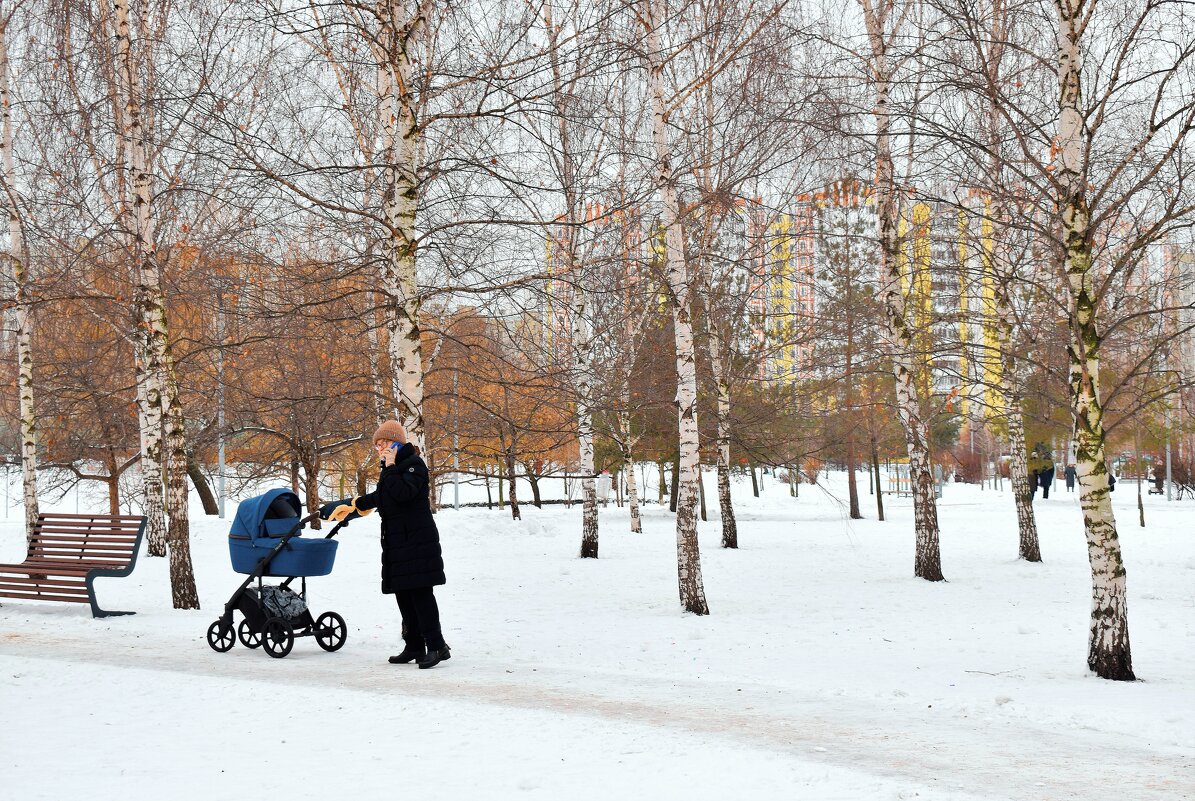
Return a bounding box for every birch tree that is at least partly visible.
[533,0,610,557]
[680,0,811,548]
[112,0,198,608]
[0,3,39,541]
[639,0,708,613]
[371,0,426,450]
[942,0,1042,561]
[858,0,944,580]
[934,0,1195,678]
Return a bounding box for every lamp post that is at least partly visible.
[452,370,460,510]
[1165,404,1173,502]
[216,284,226,519]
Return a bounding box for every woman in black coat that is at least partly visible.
[324,420,449,668]
[1038,463,1056,499]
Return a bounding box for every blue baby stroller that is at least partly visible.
[205,489,348,658]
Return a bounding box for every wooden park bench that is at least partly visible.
[0,513,147,617]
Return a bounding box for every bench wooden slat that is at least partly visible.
[33,518,144,523]
[32,540,137,549]
[11,562,126,575]
[0,582,86,594]
[32,541,139,549]
[11,559,128,564]
[23,554,132,562]
[0,578,86,590]
[25,549,135,554]
[29,542,136,554]
[29,552,135,561]
[0,589,90,603]
[30,544,133,552]
[33,526,142,533]
[21,561,132,571]
[26,550,135,559]
[34,523,142,532]
[2,566,99,577]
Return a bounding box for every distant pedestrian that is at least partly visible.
[1039,463,1055,499]
[1065,464,1076,492]
[1029,468,1039,499]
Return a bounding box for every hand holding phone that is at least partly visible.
[380,440,400,468]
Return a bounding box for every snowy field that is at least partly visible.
[1,471,1192,800]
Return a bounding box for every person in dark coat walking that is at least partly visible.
[322,420,450,669]
[1039,462,1055,499]
[1065,464,1077,492]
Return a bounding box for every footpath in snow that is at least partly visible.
[1,472,1192,800]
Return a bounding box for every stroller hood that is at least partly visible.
[230,489,303,540]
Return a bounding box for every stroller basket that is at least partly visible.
[227,489,338,577]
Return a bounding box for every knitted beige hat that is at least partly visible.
[372,419,407,444]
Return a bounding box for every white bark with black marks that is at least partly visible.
[861,0,943,581]
[1056,0,1132,680]
[0,19,39,541]
[707,321,737,548]
[616,407,643,533]
[643,0,708,614]
[375,0,426,451]
[114,0,197,608]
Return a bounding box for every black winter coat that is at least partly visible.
[1038,466,1055,488]
[355,443,446,593]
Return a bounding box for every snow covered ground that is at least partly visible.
[1,471,1192,800]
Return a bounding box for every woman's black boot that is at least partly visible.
[418,645,451,669]
[389,641,426,664]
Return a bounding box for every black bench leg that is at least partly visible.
[87,576,135,618]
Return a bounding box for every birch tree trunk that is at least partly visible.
[862,0,944,580]
[162,353,198,607]
[575,293,599,556]
[375,0,426,450]
[505,446,521,521]
[618,404,643,532]
[844,286,861,520]
[643,0,708,614]
[707,321,737,548]
[543,1,599,558]
[0,22,39,541]
[133,342,167,556]
[1056,0,1133,680]
[621,432,642,533]
[1005,395,1040,561]
[114,0,198,607]
[993,271,1041,561]
[983,5,1040,563]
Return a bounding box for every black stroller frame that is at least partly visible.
[206,512,349,658]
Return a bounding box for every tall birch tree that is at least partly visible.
[934,0,1195,677]
[112,0,198,608]
[858,0,944,580]
[640,0,708,613]
[0,4,39,541]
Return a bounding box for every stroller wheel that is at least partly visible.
[238,619,262,649]
[314,612,347,652]
[261,617,294,659]
[206,620,234,653]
